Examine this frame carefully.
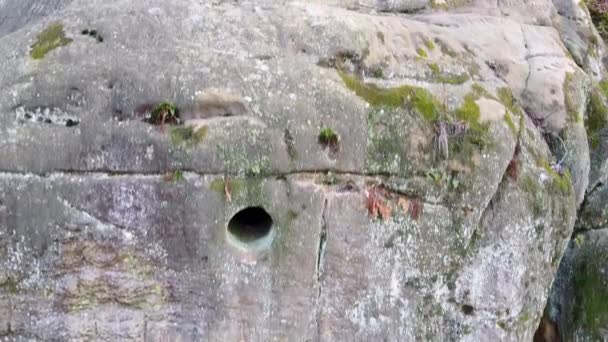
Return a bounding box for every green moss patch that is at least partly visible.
[30,22,73,59]
[170,126,208,146]
[429,64,469,85]
[586,86,608,149]
[424,38,436,50]
[573,245,608,338]
[449,94,490,160]
[520,175,544,217]
[564,72,582,123]
[539,159,572,195]
[503,110,518,136]
[342,72,492,173]
[340,72,441,121]
[497,87,522,116]
[1,276,20,294]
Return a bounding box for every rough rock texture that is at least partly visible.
[548,229,608,341]
[0,0,605,340]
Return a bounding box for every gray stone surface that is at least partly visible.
[0,0,604,340]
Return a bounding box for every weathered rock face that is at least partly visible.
[0,0,604,340]
[548,229,608,341]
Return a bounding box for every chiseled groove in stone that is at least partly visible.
[314,196,329,341]
[0,169,418,180]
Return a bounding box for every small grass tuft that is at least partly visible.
[148,102,180,125]
[318,127,339,148]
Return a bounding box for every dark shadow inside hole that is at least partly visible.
[227,207,273,244]
[461,304,475,315]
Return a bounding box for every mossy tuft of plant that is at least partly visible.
[30,22,73,59]
[148,102,180,125]
[318,127,339,148]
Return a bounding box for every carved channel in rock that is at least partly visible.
[226,206,274,252]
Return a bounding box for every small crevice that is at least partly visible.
[314,197,329,340]
[520,24,533,93]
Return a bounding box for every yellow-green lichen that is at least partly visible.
[497,87,524,117]
[424,38,436,51]
[210,178,245,197]
[429,63,441,75]
[1,277,20,294]
[599,79,608,96]
[504,110,518,136]
[217,128,271,176]
[429,64,470,85]
[340,72,441,121]
[564,72,582,123]
[417,48,428,58]
[450,95,490,158]
[574,234,585,247]
[435,39,459,58]
[586,86,608,150]
[520,175,544,217]
[30,22,73,59]
[471,83,495,100]
[441,73,470,85]
[456,95,481,129]
[218,178,265,206]
[170,126,208,146]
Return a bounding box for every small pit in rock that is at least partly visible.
[227,207,274,252]
[461,304,475,315]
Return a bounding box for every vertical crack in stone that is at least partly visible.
[314,197,329,340]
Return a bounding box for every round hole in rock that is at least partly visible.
[226,206,274,252]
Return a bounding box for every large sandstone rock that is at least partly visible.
[0,0,601,340]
